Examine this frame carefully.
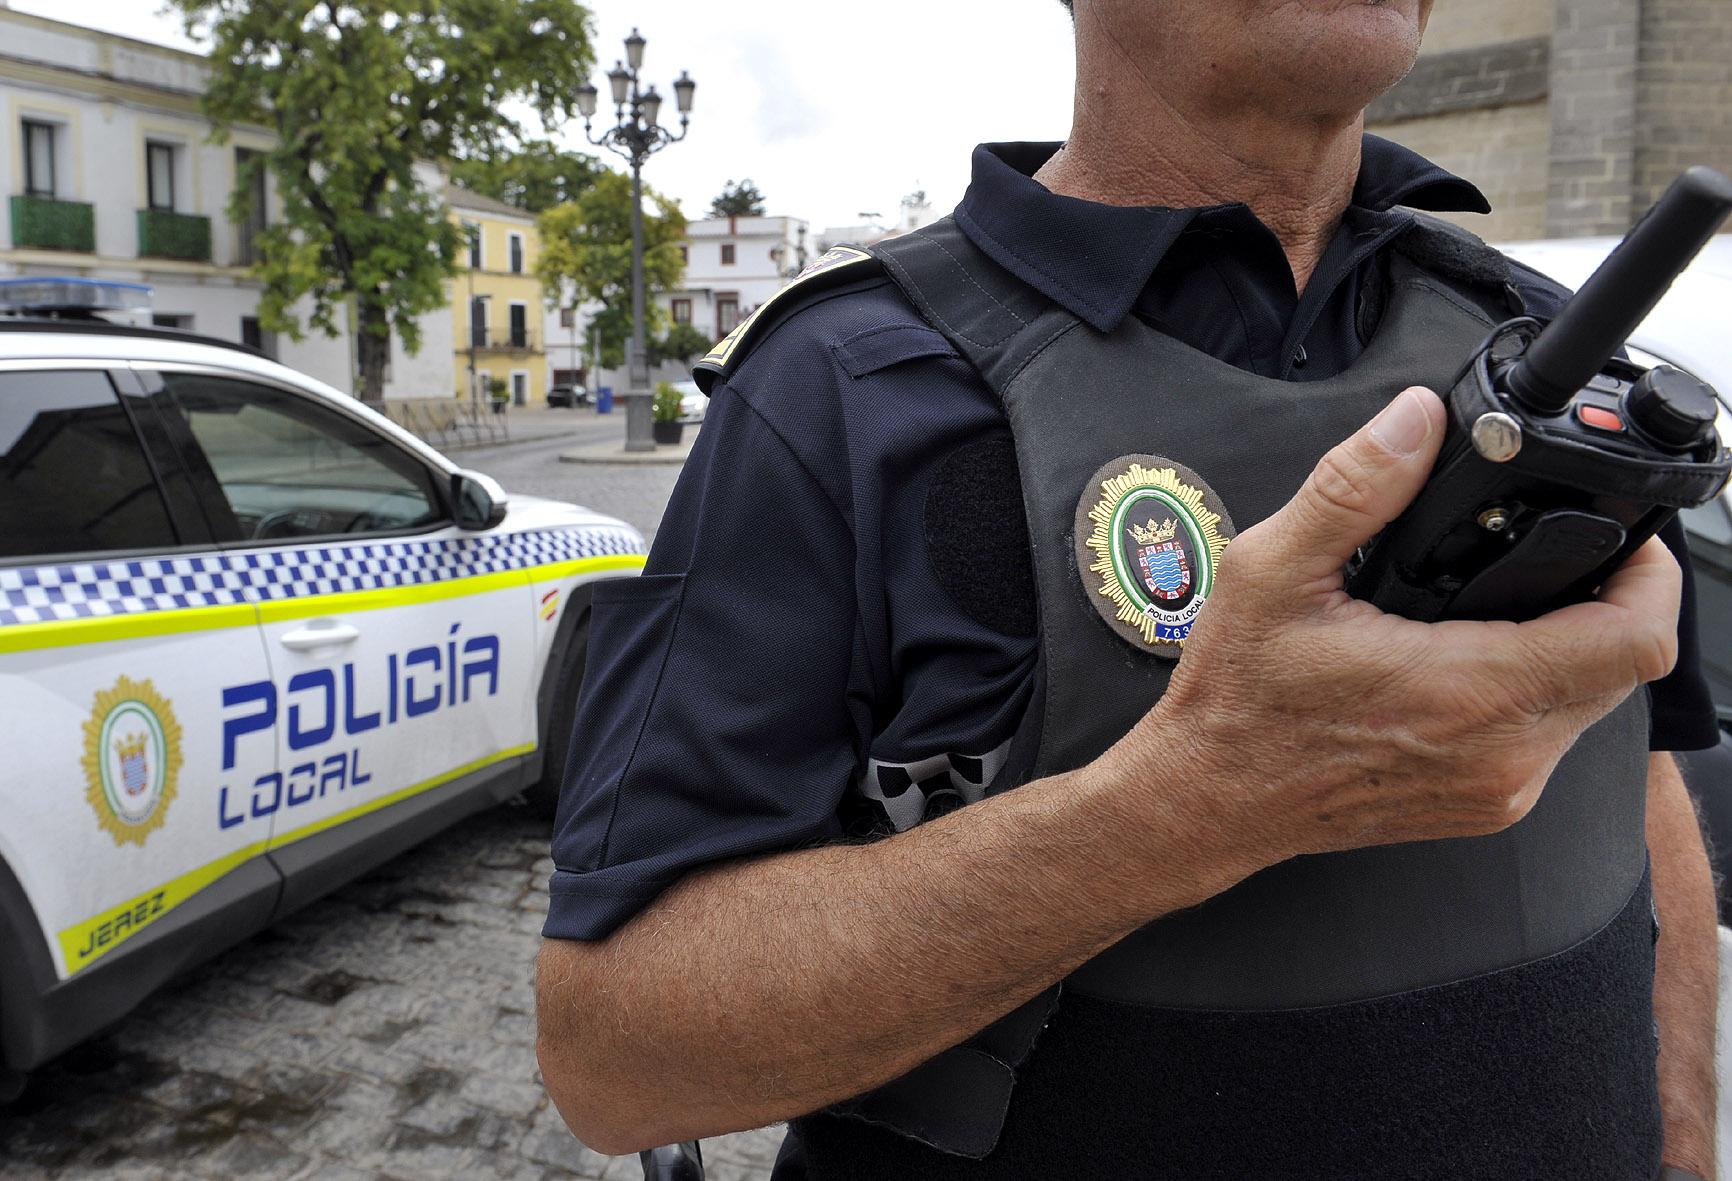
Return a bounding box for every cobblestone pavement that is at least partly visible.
[0,808,784,1180]
[0,426,783,1179]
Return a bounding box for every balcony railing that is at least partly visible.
[466,327,539,353]
[137,209,213,262]
[10,194,95,252]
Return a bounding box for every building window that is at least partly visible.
[235,148,268,266]
[671,298,692,325]
[558,307,576,329]
[146,141,176,211]
[716,295,740,337]
[508,302,528,348]
[469,296,488,347]
[508,231,524,274]
[240,315,278,360]
[22,120,56,199]
[679,245,689,264]
[152,313,192,330]
[720,243,736,265]
[510,371,529,406]
[464,222,482,269]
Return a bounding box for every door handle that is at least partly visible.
[279,620,360,652]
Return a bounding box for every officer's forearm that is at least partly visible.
[1650,751,1719,1180]
[534,738,1270,1156]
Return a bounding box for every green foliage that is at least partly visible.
[487,375,510,402]
[653,323,713,367]
[172,0,596,402]
[10,195,94,252]
[710,178,767,218]
[450,141,605,214]
[537,171,687,371]
[652,381,683,423]
[137,209,213,261]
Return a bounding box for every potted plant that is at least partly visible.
[652,381,684,446]
[487,375,510,416]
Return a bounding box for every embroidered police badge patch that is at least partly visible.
[1075,457,1234,657]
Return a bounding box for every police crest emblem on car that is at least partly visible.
[82,676,182,846]
[1076,457,1234,657]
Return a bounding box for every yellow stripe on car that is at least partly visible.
[0,553,645,656]
[57,740,537,974]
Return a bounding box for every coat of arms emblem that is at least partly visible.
[82,676,182,846]
[1075,457,1235,657]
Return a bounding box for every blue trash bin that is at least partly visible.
[596,385,614,414]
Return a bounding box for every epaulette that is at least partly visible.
[692,245,883,393]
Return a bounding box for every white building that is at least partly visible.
[0,7,453,401]
[815,190,944,254]
[663,215,811,344]
[548,213,815,396]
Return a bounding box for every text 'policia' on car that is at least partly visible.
[0,278,646,1099]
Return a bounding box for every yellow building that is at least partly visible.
[448,184,546,406]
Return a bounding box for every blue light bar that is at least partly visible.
[0,277,153,315]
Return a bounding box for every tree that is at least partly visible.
[173,1,595,406]
[537,171,688,371]
[450,141,606,215]
[653,323,714,367]
[710,179,768,218]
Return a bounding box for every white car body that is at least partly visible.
[0,326,644,1081]
[672,378,707,423]
[1500,235,1732,438]
[1503,235,1732,1169]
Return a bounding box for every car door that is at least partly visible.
[149,369,538,872]
[0,365,280,984]
[1680,496,1732,718]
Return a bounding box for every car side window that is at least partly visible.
[160,372,446,542]
[1682,500,1732,551]
[0,369,179,560]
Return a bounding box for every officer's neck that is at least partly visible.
[1035,97,1364,298]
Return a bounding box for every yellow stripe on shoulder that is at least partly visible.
[698,245,876,372]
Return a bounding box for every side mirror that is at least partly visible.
[452,469,508,531]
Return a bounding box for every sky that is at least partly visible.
[10,0,1079,232]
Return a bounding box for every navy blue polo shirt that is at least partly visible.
[545,136,1717,949]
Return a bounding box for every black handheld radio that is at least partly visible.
[1346,166,1732,622]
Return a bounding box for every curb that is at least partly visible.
[558,440,695,466]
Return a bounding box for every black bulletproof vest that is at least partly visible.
[791,219,1662,1180]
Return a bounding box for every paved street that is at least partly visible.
[0,408,787,1180]
[459,407,689,544]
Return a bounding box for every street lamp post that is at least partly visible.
[576,31,695,452]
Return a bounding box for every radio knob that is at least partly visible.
[1623,365,1718,449]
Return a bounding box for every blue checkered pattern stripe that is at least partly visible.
[0,527,645,628]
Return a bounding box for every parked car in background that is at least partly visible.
[672,378,706,423]
[1503,237,1732,932]
[0,279,647,1098]
[547,382,590,408]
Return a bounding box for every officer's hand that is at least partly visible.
[1117,385,1682,866]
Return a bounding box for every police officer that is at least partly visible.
[537,1,1721,1177]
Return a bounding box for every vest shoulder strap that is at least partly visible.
[870,218,1065,388]
[691,246,882,393]
[1392,212,1518,303]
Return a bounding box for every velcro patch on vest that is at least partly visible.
[1075,456,1234,658]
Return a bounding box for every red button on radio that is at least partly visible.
[1577,404,1625,433]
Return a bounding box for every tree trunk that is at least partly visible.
[355,297,390,407]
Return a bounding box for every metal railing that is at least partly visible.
[466,327,540,353]
[377,396,509,450]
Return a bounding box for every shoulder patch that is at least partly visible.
[693,246,880,392]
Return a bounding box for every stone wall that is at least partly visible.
[1373,101,1554,241]
[1634,0,1732,212]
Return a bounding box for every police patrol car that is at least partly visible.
[0,279,645,1096]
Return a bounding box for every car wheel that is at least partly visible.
[525,609,590,816]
